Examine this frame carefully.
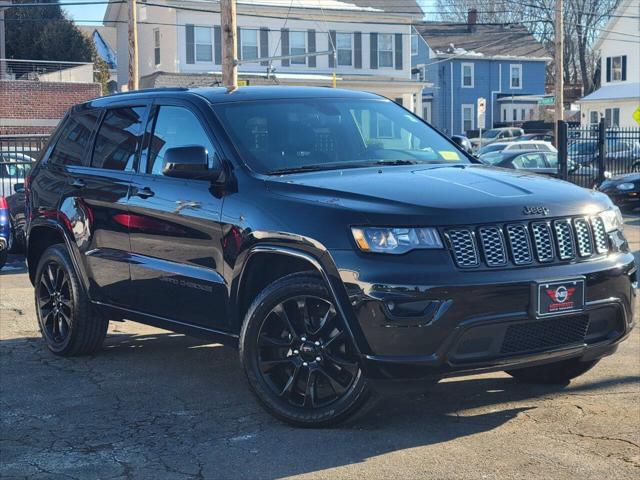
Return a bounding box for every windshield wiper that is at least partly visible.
[372,159,419,166]
[267,164,332,175]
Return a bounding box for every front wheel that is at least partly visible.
[505,358,600,384]
[240,273,369,427]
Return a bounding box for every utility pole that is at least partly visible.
[554,0,564,138]
[221,0,237,89]
[127,0,139,91]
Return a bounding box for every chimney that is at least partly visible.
[467,8,478,32]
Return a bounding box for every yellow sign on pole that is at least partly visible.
[633,106,640,126]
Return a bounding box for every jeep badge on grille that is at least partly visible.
[523,206,550,216]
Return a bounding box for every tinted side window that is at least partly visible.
[91,107,146,171]
[545,152,558,167]
[50,111,100,166]
[146,106,215,175]
[512,153,546,169]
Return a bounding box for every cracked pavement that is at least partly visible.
[1,214,638,479]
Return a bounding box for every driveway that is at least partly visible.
[1,215,638,479]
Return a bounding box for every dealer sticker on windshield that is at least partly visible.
[536,279,585,317]
[439,150,461,161]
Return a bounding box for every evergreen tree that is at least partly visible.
[5,0,93,62]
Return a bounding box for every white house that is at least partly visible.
[577,0,640,127]
[103,0,426,114]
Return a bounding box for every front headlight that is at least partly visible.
[616,182,635,191]
[351,227,443,254]
[600,207,624,232]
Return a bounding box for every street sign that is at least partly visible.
[477,97,486,129]
[633,106,640,126]
[538,96,555,105]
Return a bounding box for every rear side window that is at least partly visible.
[91,107,146,171]
[50,111,100,166]
[146,106,215,175]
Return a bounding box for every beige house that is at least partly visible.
[103,0,427,115]
[577,0,640,127]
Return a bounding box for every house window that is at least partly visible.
[605,108,620,127]
[336,33,352,66]
[589,111,599,125]
[462,104,474,132]
[241,29,258,61]
[521,108,526,120]
[290,31,306,65]
[529,108,534,120]
[411,34,418,56]
[461,62,474,88]
[503,108,507,122]
[153,28,160,65]
[611,56,623,81]
[512,109,517,121]
[510,64,522,88]
[378,34,394,68]
[195,26,213,62]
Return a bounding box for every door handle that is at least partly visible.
[134,187,155,199]
[70,178,85,189]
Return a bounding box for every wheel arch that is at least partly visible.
[26,221,89,292]
[231,244,369,355]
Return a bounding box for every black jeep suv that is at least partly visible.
[26,87,636,427]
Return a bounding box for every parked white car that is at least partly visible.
[478,140,557,159]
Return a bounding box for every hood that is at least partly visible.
[265,164,611,225]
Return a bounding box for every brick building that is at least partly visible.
[0,80,101,135]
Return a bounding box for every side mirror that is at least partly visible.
[13,183,25,193]
[162,146,222,181]
[451,135,473,154]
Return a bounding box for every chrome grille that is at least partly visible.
[573,218,593,257]
[506,224,533,265]
[590,216,608,254]
[531,222,555,263]
[553,219,576,260]
[478,226,507,266]
[446,229,479,268]
[445,214,610,269]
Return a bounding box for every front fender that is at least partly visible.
[229,235,371,355]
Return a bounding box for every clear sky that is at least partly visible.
[61,0,108,24]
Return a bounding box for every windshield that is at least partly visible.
[480,152,506,165]
[568,141,596,155]
[214,98,469,174]
[482,129,501,139]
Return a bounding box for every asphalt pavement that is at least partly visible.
[1,215,638,479]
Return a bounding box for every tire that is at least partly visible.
[505,358,600,384]
[240,272,370,427]
[0,246,6,270]
[34,244,108,356]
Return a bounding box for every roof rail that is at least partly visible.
[105,87,190,97]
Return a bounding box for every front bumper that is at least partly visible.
[600,189,639,208]
[330,248,637,381]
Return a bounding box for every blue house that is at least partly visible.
[412,14,549,136]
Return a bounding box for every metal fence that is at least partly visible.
[0,59,94,84]
[557,120,640,188]
[0,135,49,197]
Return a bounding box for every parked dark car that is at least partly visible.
[450,135,473,155]
[515,132,554,143]
[469,127,524,150]
[5,182,27,252]
[598,173,640,210]
[568,139,640,172]
[25,87,636,427]
[0,195,10,269]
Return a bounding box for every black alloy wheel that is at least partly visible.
[240,273,369,427]
[35,244,109,356]
[37,260,73,346]
[257,295,359,409]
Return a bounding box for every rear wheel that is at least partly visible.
[240,273,369,427]
[35,244,108,356]
[506,358,600,384]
